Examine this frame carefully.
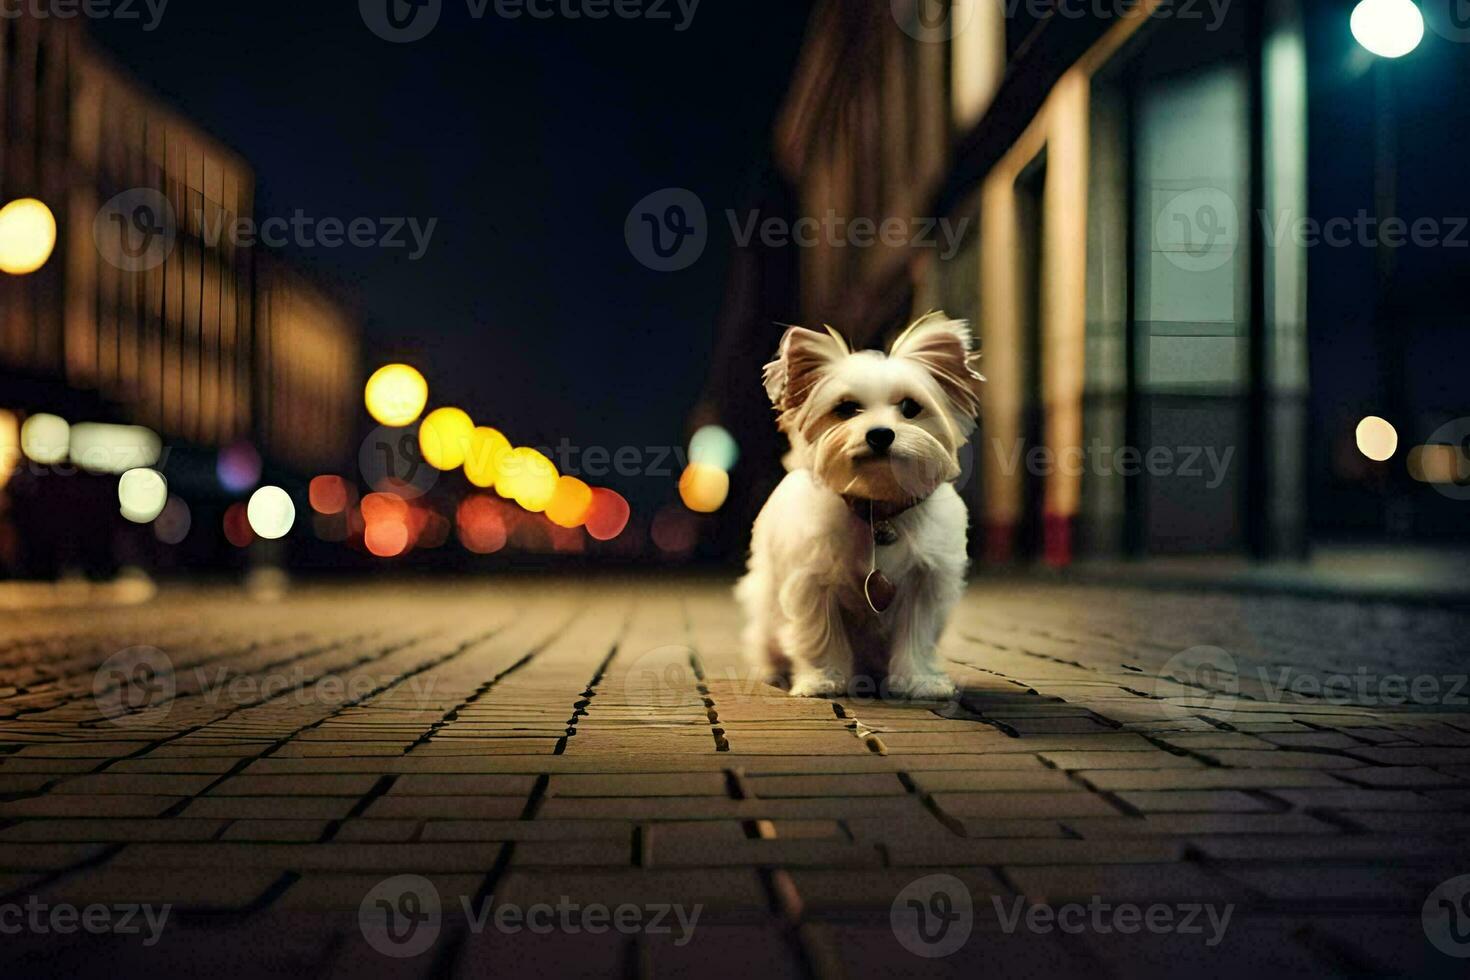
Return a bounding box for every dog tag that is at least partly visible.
[873,520,899,547]
[864,569,897,614]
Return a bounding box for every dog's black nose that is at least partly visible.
[866,428,896,453]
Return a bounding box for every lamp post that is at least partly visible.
[1353,0,1423,534]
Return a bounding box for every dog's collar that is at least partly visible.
[842,495,924,525]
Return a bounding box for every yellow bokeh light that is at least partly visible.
[20,413,69,465]
[679,462,730,513]
[1355,415,1398,462]
[0,198,57,275]
[0,410,17,490]
[364,363,429,427]
[546,476,594,528]
[419,407,475,471]
[463,426,512,488]
[498,447,559,513]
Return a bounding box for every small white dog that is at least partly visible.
[736,312,984,699]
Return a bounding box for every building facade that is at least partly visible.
[1,13,358,573]
[706,0,1322,565]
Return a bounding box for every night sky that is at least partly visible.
[90,1,813,504]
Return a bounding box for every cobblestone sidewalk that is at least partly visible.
[2,579,1469,978]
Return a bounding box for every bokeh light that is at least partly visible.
[1355,415,1398,462]
[223,502,254,548]
[1351,0,1424,58]
[69,423,161,474]
[651,505,699,558]
[153,496,192,545]
[679,462,730,513]
[309,475,350,515]
[498,447,559,512]
[584,488,631,541]
[247,486,296,540]
[20,413,69,465]
[361,491,410,525]
[419,407,475,471]
[457,495,509,554]
[218,441,263,494]
[546,475,594,528]
[689,424,739,472]
[118,468,168,524]
[365,519,410,558]
[0,198,57,275]
[0,410,18,490]
[364,363,429,427]
[464,426,512,488]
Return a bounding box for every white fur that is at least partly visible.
[737,313,984,700]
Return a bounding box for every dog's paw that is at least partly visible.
[788,669,847,698]
[886,673,958,701]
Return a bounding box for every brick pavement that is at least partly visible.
[1,579,1469,978]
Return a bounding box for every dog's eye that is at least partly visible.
[833,401,862,420]
[899,398,924,419]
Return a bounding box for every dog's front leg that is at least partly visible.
[777,577,854,698]
[884,579,958,701]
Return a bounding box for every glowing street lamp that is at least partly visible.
[0,198,57,275]
[1351,0,1424,58]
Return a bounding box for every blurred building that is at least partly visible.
[0,13,358,575]
[701,0,1469,566]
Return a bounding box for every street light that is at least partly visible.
[0,198,57,275]
[1351,0,1425,58]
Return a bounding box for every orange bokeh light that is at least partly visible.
[457,495,508,555]
[309,475,350,515]
[545,476,594,529]
[361,491,410,524]
[365,519,410,558]
[584,488,631,542]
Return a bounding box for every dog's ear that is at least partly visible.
[888,312,985,418]
[763,325,850,413]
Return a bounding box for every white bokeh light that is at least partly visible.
[20,413,69,465]
[1351,0,1425,58]
[118,468,168,524]
[247,485,296,540]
